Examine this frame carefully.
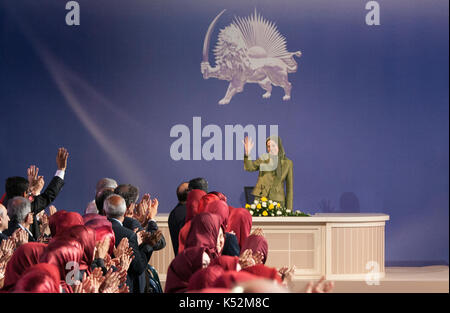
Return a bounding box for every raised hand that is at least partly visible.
[12,229,29,247]
[99,269,121,293]
[148,197,159,220]
[95,236,111,260]
[113,238,129,259]
[243,136,255,156]
[0,238,15,263]
[250,227,264,237]
[252,251,265,265]
[279,266,296,285]
[305,276,334,293]
[239,249,256,269]
[56,147,69,171]
[48,205,57,216]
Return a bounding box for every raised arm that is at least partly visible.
[243,136,262,172]
[31,147,68,215]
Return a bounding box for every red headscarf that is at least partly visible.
[187,288,231,293]
[213,270,259,289]
[208,191,227,203]
[92,225,115,256]
[54,225,96,272]
[204,200,229,230]
[165,246,208,293]
[241,264,283,283]
[185,212,223,259]
[227,207,252,249]
[241,234,269,264]
[197,194,220,213]
[49,210,84,237]
[12,263,61,293]
[185,190,206,222]
[82,213,103,224]
[209,255,239,271]
[39,238,84,283]
[1,242,47,291]
[187,265,225,291]
[178,190,208,254]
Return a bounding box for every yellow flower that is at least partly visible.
[256,203,262,209]
[268,203,275,210]
[261,197,268,202]
[277,203,281,208]
[262,210,268,216]
[245,204,250,209]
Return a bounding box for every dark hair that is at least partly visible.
[95,189,114,216]
[5,177,29,200]
[176,182,189,202]
[188,177,208,193]
[114,184,139,208]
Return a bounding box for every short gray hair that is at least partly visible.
[103,194,126,219]
[7,196,31,223]
[96,178,118,196]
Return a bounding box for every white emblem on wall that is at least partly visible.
[201,10,302,105]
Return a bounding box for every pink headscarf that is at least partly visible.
[185,212,223,259]
[1,242,47,291]
[204,200,229,230]
[165,246,208,293]
[227,207,253,249]
[197,194,220,214]
[12,263,61,293]
[53,225,96,272]
[49,210,84,237]
[178,190,208,254]
[39,238,84,283]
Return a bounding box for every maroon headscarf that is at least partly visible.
[1,242,47,291]
[209,255,239,271]
[12,263,61,293]
[165,247,209,293]
[241,264,283,283]
[213,270,259,289]
[185,212,223,259]
[185,190,207,223]
[241,234,269,264]
[227,207,252,249]
[49,210,84,237]
[82,213,103,224]
[197,193,220,214]
[187,265,225,291]
[204,200,229,230]
[208,191,227,203]
[39,238,84,283]
[54,225,96,272]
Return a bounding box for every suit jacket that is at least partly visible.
[0,232,8,243]
[222,232,240,257]
[108,218,153,293]
[244,155,293,211]
[168,202,186,255]
[3,221,35,242]
[123,216,143,232]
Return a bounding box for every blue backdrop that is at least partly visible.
[0,0,448,265]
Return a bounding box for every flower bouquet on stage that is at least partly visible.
[245,197,310,217]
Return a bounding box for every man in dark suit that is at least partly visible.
[0,203,10,243]
[104,194,154,293]
[3,147,68,239]
[168,182,189,255]
[3,197,35,242]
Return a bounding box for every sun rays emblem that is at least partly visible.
[201,9,302,105]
